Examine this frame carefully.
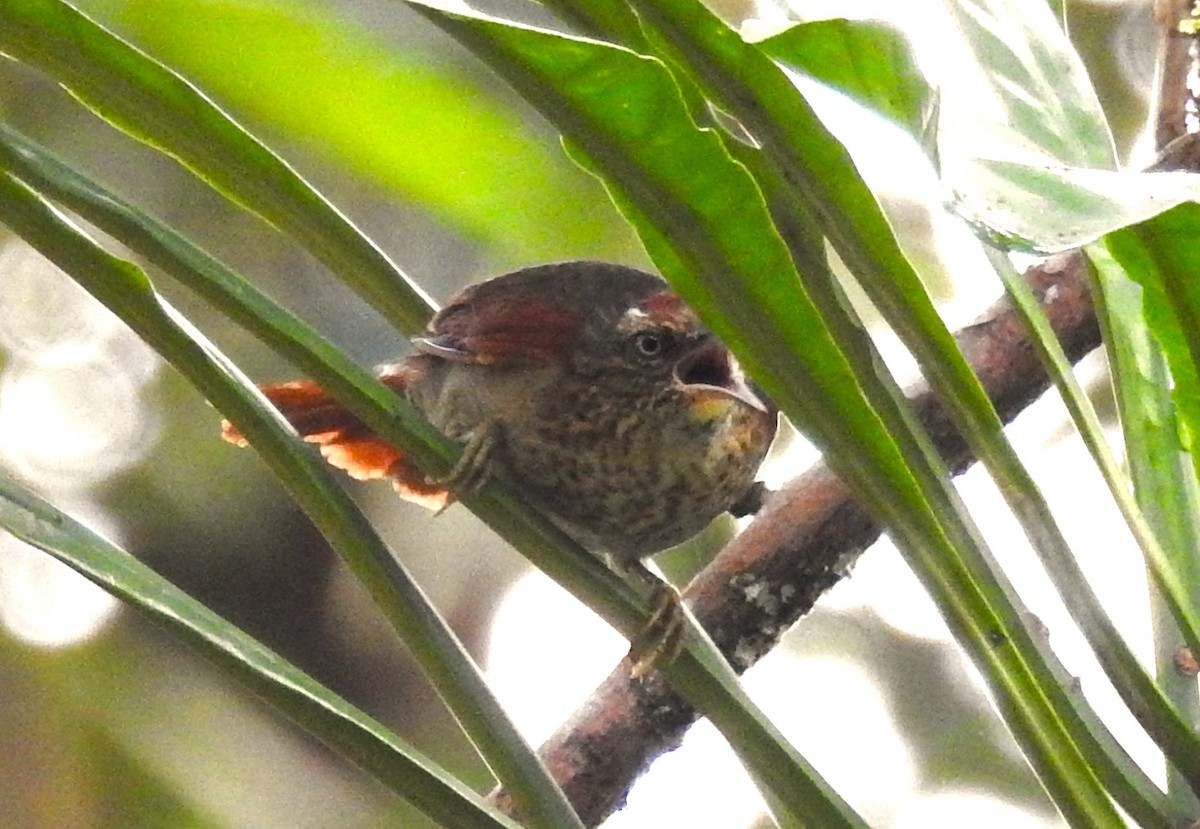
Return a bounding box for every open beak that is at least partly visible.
[674,341,770,413]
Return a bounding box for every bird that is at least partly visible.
[222,261,777,671]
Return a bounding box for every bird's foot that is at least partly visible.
[431,421,500,514]
[728,480,770,518]
[626,579,685,678]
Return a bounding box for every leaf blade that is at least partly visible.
[0,473,522,829]
[756,18,936,147]
[0,0,434,334]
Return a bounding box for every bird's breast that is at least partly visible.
[497,387,775,563]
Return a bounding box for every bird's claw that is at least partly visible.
[626,581,685,678]
[431,421,500,514]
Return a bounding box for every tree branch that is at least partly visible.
[1151,0,1198,151]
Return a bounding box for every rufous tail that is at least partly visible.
[220,372,450,511]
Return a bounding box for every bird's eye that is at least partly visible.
[633,331,665,358]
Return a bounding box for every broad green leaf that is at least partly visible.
[0,170,585,829]
[76,0,630,261]
[951,159,1200,252]
[941,0,1115,168]
[1092,204,1200,486]
[538,0,646,46]
[0,0,433,335]
[0,473,521,829]
[756,18,936,150]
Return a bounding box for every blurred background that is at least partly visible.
[0,0,1164,826]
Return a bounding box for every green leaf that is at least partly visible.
[0,473,521,829]
[756,18,936,149]
[941,0,1115,168]
[0,0,433,335]
[1088,245,1200,812]
[76,0,629,261]
[984,247,1200,803]
[951,160,1200,252]
[1091,203,1200,493]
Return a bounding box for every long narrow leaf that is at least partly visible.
[985,246,1200,788]
[0,170,586,829]
[1090,252,1200,812]
[0,475,520,829]
[0,0,434,335]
